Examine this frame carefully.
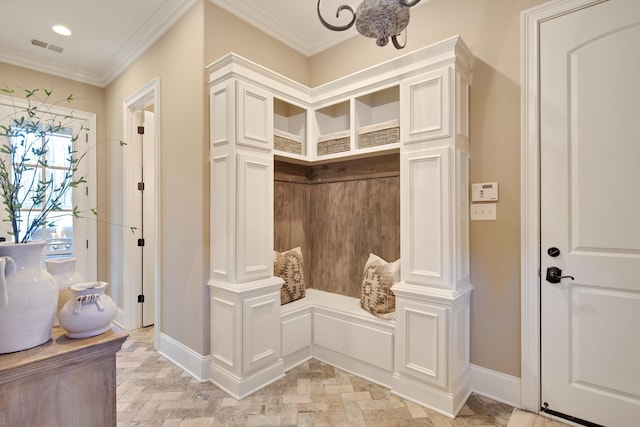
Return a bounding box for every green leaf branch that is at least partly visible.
[0,86,131,243]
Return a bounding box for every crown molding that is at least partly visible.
[101,0,198,87]
[0,48,104,87]
[208,0,357,57]
[1,0,197,88]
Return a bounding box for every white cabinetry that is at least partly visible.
[401,68,451,143]
[209,77,284,398]
[236,82,273,150]
[207,35,473,417]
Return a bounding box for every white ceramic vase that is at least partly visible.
[45,258,85,327]
[59,281,117,339]
[0,241,58,353]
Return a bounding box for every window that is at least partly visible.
[15,127,76,259]
[0,96,97,280]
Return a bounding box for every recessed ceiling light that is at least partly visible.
[52,25,72,36]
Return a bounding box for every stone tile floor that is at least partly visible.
[116,326,515,426]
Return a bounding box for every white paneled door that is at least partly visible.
[540,1,640,425]
[140,110,156,328]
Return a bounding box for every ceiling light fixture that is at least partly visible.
[52,25,72,36]
[317,0,421,49]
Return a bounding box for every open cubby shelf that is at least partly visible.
[274,155,400,299]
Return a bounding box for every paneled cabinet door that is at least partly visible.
[210,80,234,149]
[400,67,451,144]
[242,291,282,375]
[236,81,274,151]
[395,297,449,389]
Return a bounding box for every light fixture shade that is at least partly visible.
[356,0,409,46]
[317,0,421,49]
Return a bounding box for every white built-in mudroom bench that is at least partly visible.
[206,35,473,418]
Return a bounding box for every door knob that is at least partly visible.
[545,266,575,284]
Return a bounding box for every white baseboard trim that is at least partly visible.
[470,364,521,408]
[151,335,519,409]
[210,360,285,400]
[157,331,211,382]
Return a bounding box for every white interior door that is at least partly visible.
[540,1,640,425]
[139,110,155,328]
[120,79,160,333]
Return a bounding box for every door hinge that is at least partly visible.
[137,182,144,191]
[137,294,145,303]
[138,238,145,247]
[137,126,145,135]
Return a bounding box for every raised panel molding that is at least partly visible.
[456,72,470,139]
[243,293,281,375]
[237,81,273,150]
[314,311,394,371]
[401,67,451,143]
[236,153,273,282]
[456,151,470,287]
[211,154,233,281]
[210,81,234,147]
[570,286,640,397]
[210,295,238,371]
[397,302,449,389]
[402,148,451,288]
[282,312,312,357]
[452,296,471,387]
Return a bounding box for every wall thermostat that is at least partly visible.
[471,182,498,202]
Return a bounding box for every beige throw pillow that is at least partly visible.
[274,247,306,305]
[360,253,399,319]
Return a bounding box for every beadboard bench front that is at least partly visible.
[281,288,396,388]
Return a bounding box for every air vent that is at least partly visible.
[31,38,48,49]
[30,38,64,54]
[48,44,64,53]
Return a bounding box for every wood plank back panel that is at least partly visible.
[310,176,400,297]
[274,164,311,284]
[274,155,399,299]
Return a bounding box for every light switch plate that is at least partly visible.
[471,203,497,220]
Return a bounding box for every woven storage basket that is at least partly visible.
[274,133,302,155]
[317,129,350,156]
[358,126,399,148]
[317,136,350,155]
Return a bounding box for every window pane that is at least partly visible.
[16,167,40,210]
[47,169,73,210]
[11,127,75,259]
[46,133,73,168]
[12,132,40,166]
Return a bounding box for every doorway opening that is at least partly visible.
[119,78,161,345]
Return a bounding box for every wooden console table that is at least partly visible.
[0,325,128,427]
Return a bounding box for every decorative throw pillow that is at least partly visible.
[274,247,306,305]
[360,253,400,319]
